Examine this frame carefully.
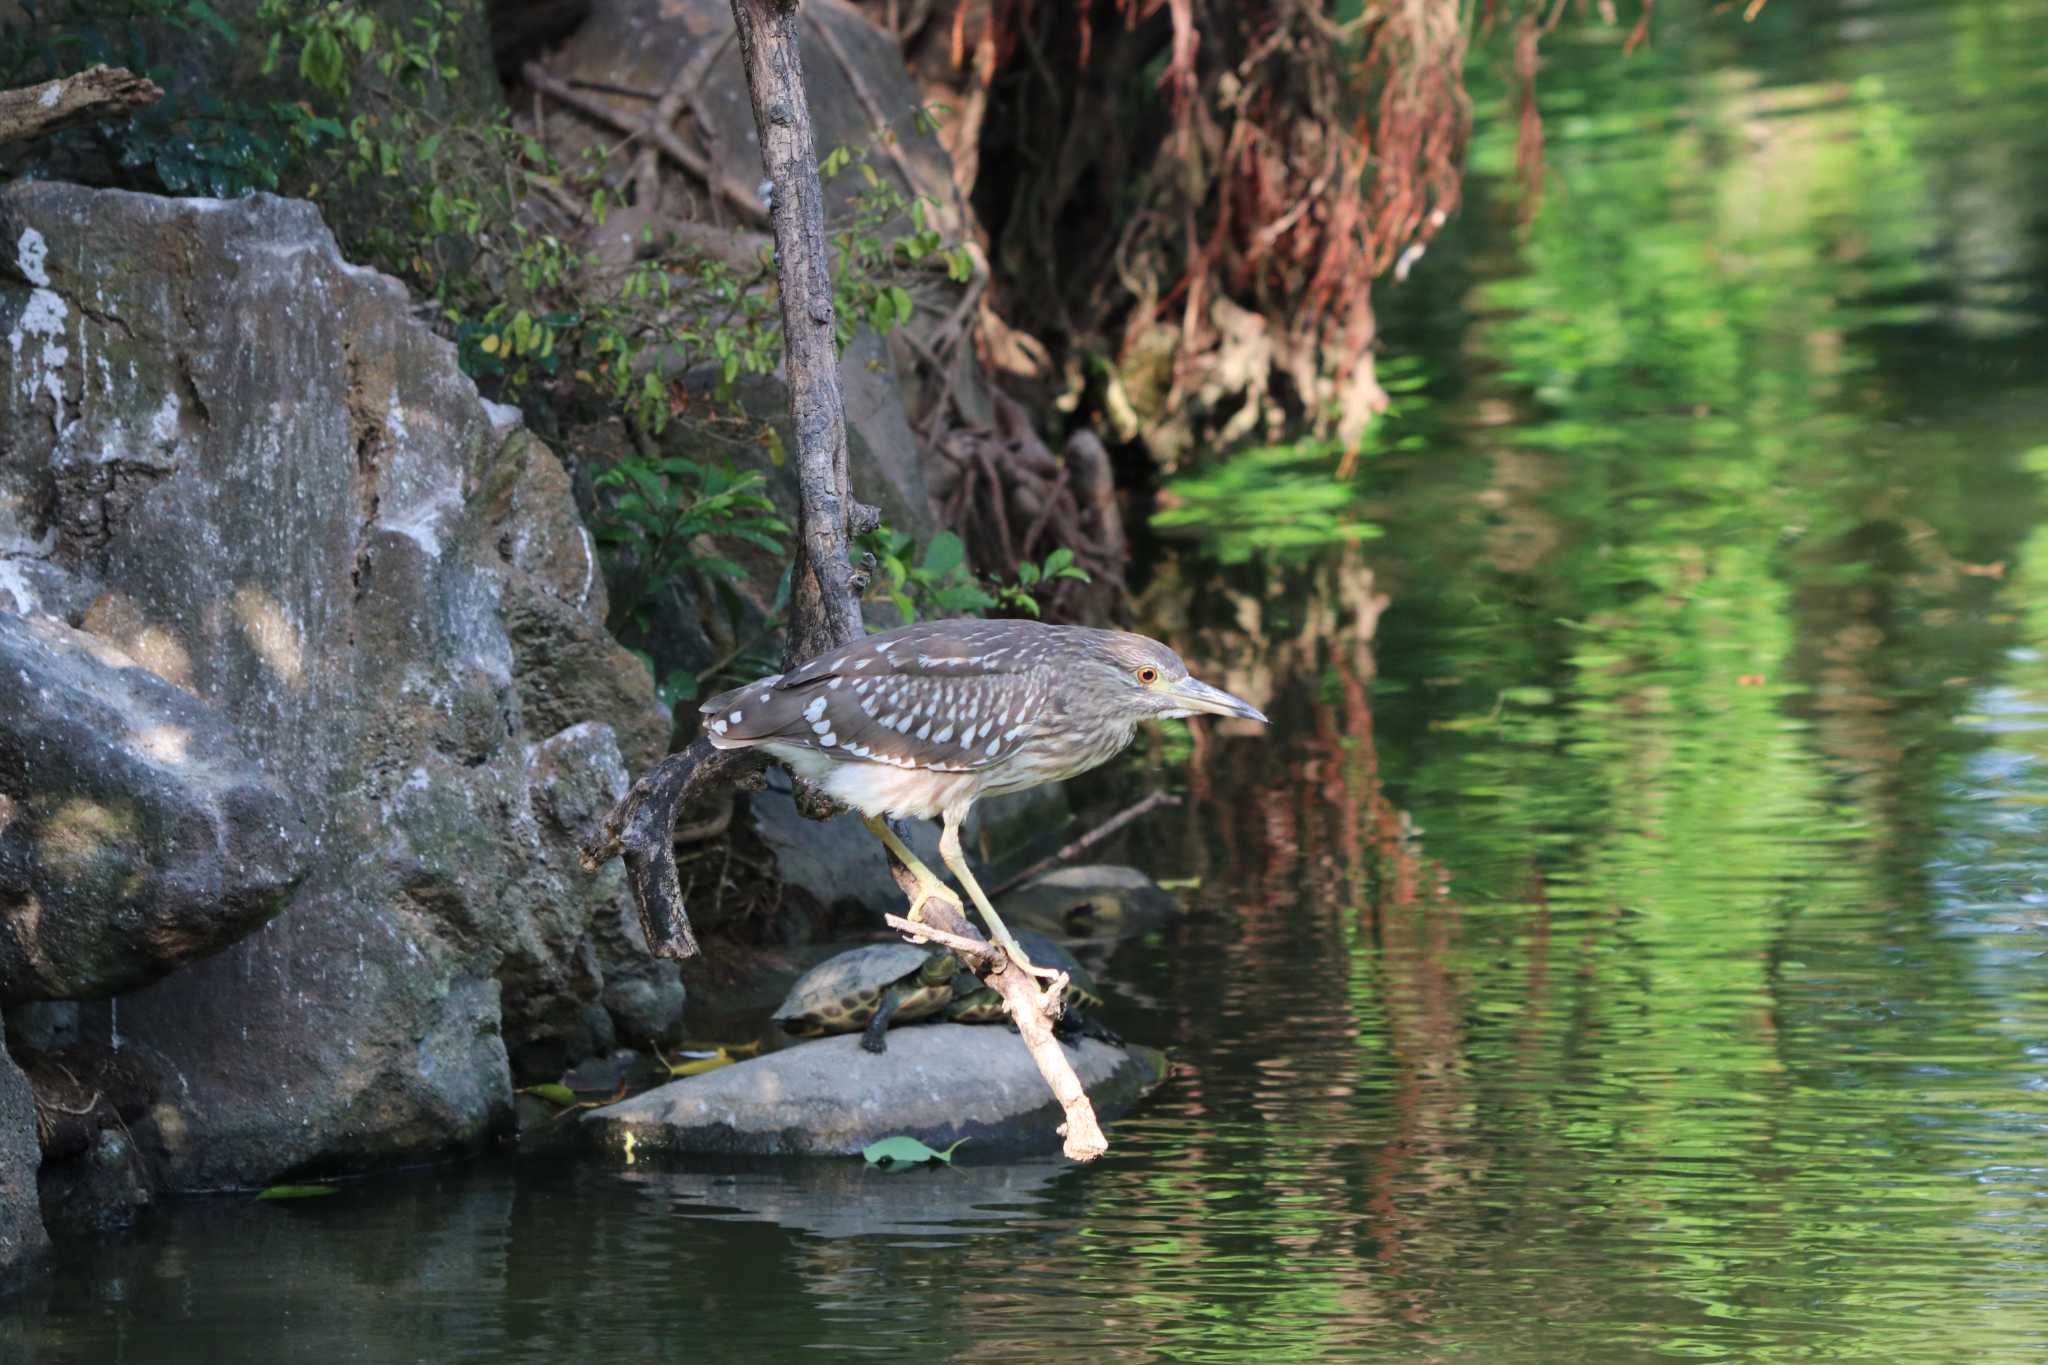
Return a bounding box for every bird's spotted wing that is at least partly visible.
[699,620,1058,772]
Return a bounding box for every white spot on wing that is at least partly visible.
[819,731,837,747]
[812,720,832,735]
[711,720,728,734]
[933,724,954,743]
[987,738,1001,755]
[730,711,743,725]
[803,695,827,723]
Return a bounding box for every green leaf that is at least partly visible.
[257,1184,339,1200]
[888,285,914,327]
[522,1083,578,1106]
[919,530,965,578]
[184,0,238,42]
[861,1135,969,1167]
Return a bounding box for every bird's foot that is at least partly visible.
[1034,970,1070,1018]
[904,881,964,928]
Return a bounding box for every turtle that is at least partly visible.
[771,943,960,1054]
[945,931,1123,1047]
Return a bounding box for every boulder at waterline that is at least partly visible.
[0,182,671,1191]
[997,864,1182,941]
[584,1024,1166,1158]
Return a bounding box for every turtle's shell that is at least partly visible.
[1016,931,1104,1011]
[945,931,1105,1023]
[772,943,954,1036]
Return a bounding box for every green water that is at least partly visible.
[14,1,2048,1359]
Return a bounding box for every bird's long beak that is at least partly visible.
[1169,675,1269,724]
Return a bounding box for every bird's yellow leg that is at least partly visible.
[862,815,960,922]
[939,810,1059,987]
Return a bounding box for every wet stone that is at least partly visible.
[584,1023,1166,1158]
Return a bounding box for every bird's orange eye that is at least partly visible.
[1136,666,1160,685]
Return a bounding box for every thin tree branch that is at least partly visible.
[990,790,1180,897]
[522,60,769,226]
[728,0,872,662]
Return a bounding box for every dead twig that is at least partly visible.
[522,60,769,226]
[990,790,1180,898]
[0,65,159,147]
[880,879,1104,1163]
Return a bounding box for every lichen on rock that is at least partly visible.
[0,181,675,1199]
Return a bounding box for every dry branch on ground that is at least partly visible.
[0,66,160,148]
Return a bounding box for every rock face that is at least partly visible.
[0,182,676,1191]
[0,612,306,1002]
[0,1022,47,1281]
[584,1024,1166,1158]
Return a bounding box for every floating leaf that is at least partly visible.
[257,1184,338,1201]
[862,1135,969,1167]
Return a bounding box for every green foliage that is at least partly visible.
[592,454,789,703]
[0,0,295,195]
[820,166,974,349]
[520,1083,578,1107]
[23,0,967,448]
[859,527,1089,626]
[1152,437,1385,565]
[255,1184,339,1200]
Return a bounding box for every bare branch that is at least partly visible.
[0,66,160,148]
[990,790,1179,898]
[580,742,766,959]
[729,0,873,663]
[522,60,769,226]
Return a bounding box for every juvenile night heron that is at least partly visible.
[700,619,1266,980]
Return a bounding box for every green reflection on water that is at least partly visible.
[14,2,2048,1363]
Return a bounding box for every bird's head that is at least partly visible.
[1086,631,1269,725]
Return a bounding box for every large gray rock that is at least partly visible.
[0,1020,48,1281]
[998,864,1182,941]
[0,182,671,1190]
[584,1023,1165,1158]
[0,613,306,1002]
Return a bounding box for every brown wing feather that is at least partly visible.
[699,619,1057,772]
